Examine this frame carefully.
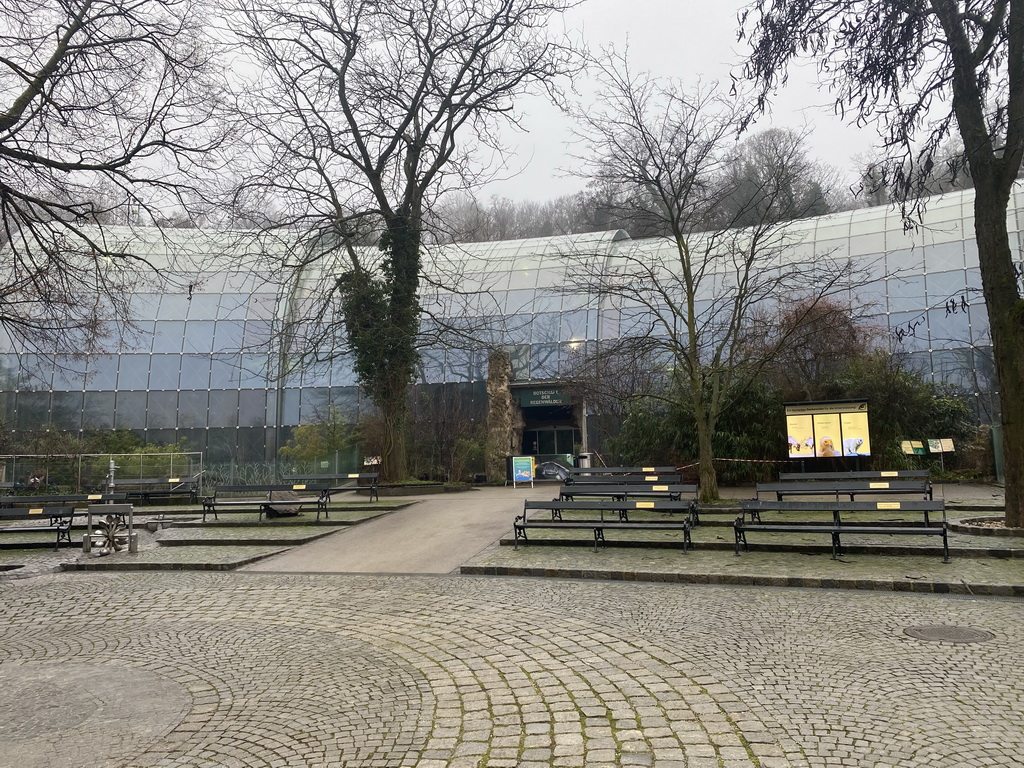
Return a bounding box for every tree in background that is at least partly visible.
[228,0,581,481]
[566,53,857,501]
[740,0,1024,526]
[0,0,225,354]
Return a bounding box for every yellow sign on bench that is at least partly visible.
[869,482,890,489]
[653,485,668,491]
[635,501,655,509]
[645,476,659,481]
[292,484,306,490]
[88,494,101,500]
[881,471,898,477]
[168,477,180,483]
[642,467,655,472]
[876,502,902,510]
[29,508,43,515]
[347,474,359,478]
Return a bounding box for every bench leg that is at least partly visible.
[593,527,605,552]
[942,528,950,563]
[682,525,691,554]
[513,525,526,550]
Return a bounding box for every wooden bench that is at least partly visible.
[283,473,380,502]
[0,506,77,549]
[0,493,128,508]
[756,479,933,501]
[564,466,678,476]
[778,470,932,498]
[568,473,683,485]
[513,499,693,552]
[558,483,698,504]
[734,499,949,562]
[202,484,334,522]
[111,475,202,504]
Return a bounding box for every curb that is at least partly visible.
[459,563,1024,596]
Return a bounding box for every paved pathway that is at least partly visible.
[241,487,533,574]
[0,571,1020,768]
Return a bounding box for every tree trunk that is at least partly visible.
[694,410,720,503]
[485,349,518,482]
[973,184,1024,528]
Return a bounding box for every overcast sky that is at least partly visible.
[482,0,883,202]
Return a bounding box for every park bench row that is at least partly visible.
[734,499,949,562]
[201,474,379,521]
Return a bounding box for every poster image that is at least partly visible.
[840,411,870,455]
[786,414,815,457]
[812,413,841,457]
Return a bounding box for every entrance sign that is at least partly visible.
[517,387,570,407]
[785,401,871,458]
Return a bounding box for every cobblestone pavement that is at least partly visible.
[1,571,1021,768]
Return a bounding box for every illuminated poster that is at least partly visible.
[786,415,814,457]
[785,401,870,458]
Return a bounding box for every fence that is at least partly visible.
[0,452,205,493]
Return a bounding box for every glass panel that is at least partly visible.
[888,311,929,352]
[149,355,181,390]
[152,321,186,353]
[239,390,269,427]
[129,293,162,321]
[117,355,151,390]
[329,387,360,421]
[886,275,926,309]
[217,294,249,320]
[208,390,239,428]
[215,320,245,352]
[52,357,88,390]
[282,389,300,425]
[300,388,329,422]
[531,313,561,344]
[886,248,923,272]
[83,391,115,429]
[86,356,119,389]
[177,428,207,454]
[243,319,273,347]
[301,361,331,388]
[926,270,968,305]
[147,429,179,447]
[247,294,278,320]
[206,428,238,463]
[417,349,444,384]
[209,355,240,389]
[924,240,965,271]
[180,355,212,389]
[970,304,991,346]
[186,293,221,319]
[927,307,970,348]
[183,321,216,354]
[177,391,209,428]
[240,354,271,388]
[157,295,191,320]
[530,343,559,378]
[18,355,53,390]
[147,391,178,429]
[236,427,269,462]
[50,392,82,430]
[114,391,147,429]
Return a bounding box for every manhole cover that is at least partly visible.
[904,625,995,643]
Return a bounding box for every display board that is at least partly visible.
[785,401,871,458]
[508,456,536,487]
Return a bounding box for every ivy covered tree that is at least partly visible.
[228,0,581,481]
[740,0,1024,526]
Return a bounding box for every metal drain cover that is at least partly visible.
[905,625,995,643]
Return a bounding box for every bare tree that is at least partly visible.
[567,55,859,501]
[0,0,226,353]
[739,0,1024,526]
[227,0,582,481]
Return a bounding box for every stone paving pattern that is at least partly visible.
[0,572,1021,768]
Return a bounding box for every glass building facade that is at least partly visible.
[1,186,1020,464]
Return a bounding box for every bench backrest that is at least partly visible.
[560,484,698,495]
[0,505,75,521]
[758,480,929,492]
[525,499,691,512]
[564,466,678,475]
[215,484,332,495]
[0,493,128,506]
[112,475,199,487]
[743,499,945,513]
[778,470,930,482]
[569,474,683,485]
[282,473,378,482]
